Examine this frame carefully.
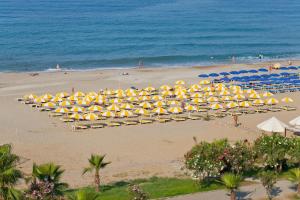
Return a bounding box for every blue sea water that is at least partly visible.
[0,0,300,72]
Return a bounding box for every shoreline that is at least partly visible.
[1,58,300,75]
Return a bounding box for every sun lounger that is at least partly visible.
[156,118,172,123]
[211,113,227,118]
[171,117,187,122]
[72,124,89,131]
[268,108,282,112]
[124,120,139,125]
[198,109,208,112]
[49,112,63,117]
[106,121,122,127]
[60,117,75,122]
[188,115,201,120]
[255,108,268,113]
[281,106,297,111]
[90,123,105,129]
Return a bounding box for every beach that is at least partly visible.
[0,60,299,187]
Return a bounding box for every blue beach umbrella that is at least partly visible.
[220,72,230,76]
[209,73,219,77]
[280,67,288,70]
[258,68,268,72]
[248,69,258,73]
[239,70,248,74]
[198,74,209,78]
[230,71,240,75]
[288,66,297,70]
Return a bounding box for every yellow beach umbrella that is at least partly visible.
[84,113,98,121]
[103,89,114,95]
[24,94,37,100]
[167,100,180,106]
[281,97,293,103]
[203,86,212,92]
[51,96,63,102]
[115,92,125,98]
[239,101,252,107]
[207,96,219,102]
[41,93,53,100]
[185,104,197,111]
[199,80,210,85]
[152,95,163,101]
[59,100,72,107]
[191,93,203,98]
[139,102,152,109]
[144,86,156,92]
[232,89,244,94]
[34,97,47,103]
[190,84,201,91]
[115,89,124,94]
[226,102,239,108]
[249,93,261,99]
[69,113,83,120]
[126,91,137,97]
[125,88,136,93]
[139,91,150,96]
[94,98,106,105]
[88,105,103,112]
[74,91,85,97]
[42,102,56,108]
[210,103,223,110]
[192,98,206,104]
[252,99,264,106]
[175,80,185,85]
[55,107,69,113]
[107,104,120,111]
[56,92,69,98]
[134,108,149,116]
[138,96,151,101]
[160,85,172,90]
[229,85,241,91]
[263,92,274,97]
[265,98,279,105]
[152,107,168,115]
[70,106,85,113]
[120,103,134,110]
[161,90,173,97]
[205,91,216,96]
[77,100,91,106]
[221,96,233,101]
[68,95,79,101]
[219,90,230,96]
[245,89,256,94]
[168,107,183,114]
[102,111,115,118]
[176,94,188,100]
[110,98,123,104]
[87,91,98,97]
[174,90,186,96]
[233,94,246,100]
[127,97,139,102]
[153,101,166,107]
[119,110,133,118]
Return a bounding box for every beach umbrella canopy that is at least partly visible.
[77,100,91,106]
[138,96,151,101]
[252,99,264,105]
[191,93,203,98]
[55,107,69,113]
[245,89,256,94]
[139,102,152,109]
[203,86,212,92]
[265,98,279,105]
[88,105,103,112]
[263,92,274,97]
[119,110,133,118]
[185,104,197,111]
[74,91,85,97]
[107,104,120,111]
[70,106,85,113]
[190,84,201,90]
[56,92,69,98]
[103,89,114,95]
[152,95,163,101]
[192,98,206,104]
[167,100,180,106]
[199,80,210,85]
[102,111,115,118]
[281,97,294,103]
[51,96,63,102]
[174,90,186,96]
[84,113,98,121]
[289,116,300,127]
[161,90,174,96]
[68,95,79,101]
[87,91,98,97]
[120,103,134,110]
[115,92,125,98]
[34,97,47,103]
[233,94,246,100]
[42,102,56,108]
[139,91,150,96]
[221,96,233,101]
[205,91,217,96]
[127,97,139,102]
[239,101,252,107]
[176,94,188,100]
[257,117,288,133]
[210,103,223,110]
[168,107,183,114]
[110,98,123,104]
[59,100,72,107]
[41,93,53,100]
[207,96,219,102]
[134,108,150,116]
[229,85,241,91]
[152,107,168,115]
[175,80,185,85]
[226,102,239,108]
[160,85,172,90]
[219,90,230,96]
[24,94,37,100]
[249,93,261,99]
[144,86,156,92]
[153,101,166,107]
[69,113,83,120]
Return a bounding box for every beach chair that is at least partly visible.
[281,106,297,111]
[188,115,201,120]
[123,120,139,125]
[60,117,75,123]
[90,123,105,129]
[49,112,63,117]
[139,119,154,124]
[156,117,172,123]
[72,124,89,131]
[171,116,187,122]
[106,121,122,127]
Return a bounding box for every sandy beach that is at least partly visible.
[0,60,299,187]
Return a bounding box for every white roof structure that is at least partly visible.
[257,117,288,133]
[289,116,300,127]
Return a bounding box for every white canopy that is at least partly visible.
[257,117,288,133]
[289,116,300,127]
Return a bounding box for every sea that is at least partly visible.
[1,0,300,72]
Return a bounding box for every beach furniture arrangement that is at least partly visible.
[19,74,297,131]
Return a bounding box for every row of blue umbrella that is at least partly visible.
[198,66,300,78]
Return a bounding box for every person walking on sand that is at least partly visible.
[233,115,238,127]
[72,87,75,94]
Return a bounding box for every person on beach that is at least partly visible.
[231,56,236,64]
[233,115,238,127]
[72,87,75,94]
[288,60,292,66]
[138,60,144,69]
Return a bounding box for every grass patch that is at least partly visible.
[70,177,224,200]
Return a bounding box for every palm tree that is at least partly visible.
[68,189,100,200]
[0,144,23,200]
[30,163,68,198]
[287,168,300,195]
[82,154,111,192]
[221,173,242,200]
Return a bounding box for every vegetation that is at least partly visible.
[82,154,111,192]
[128,184,148,200]
[67,189,100,200]
[258,170,277,200]
[287,168,300,196]
[220,173,242,200]
[0,144,23,200]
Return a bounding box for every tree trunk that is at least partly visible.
[297,183,300,195]
[95,171,100,192]
[230,190,236,200]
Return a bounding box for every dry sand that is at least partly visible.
[0,60,299,187]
